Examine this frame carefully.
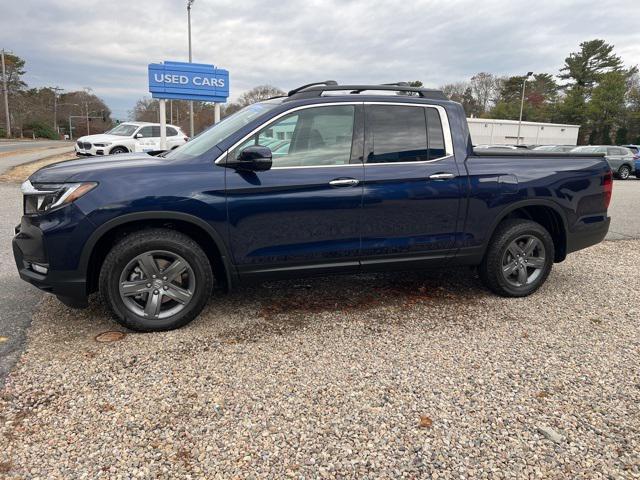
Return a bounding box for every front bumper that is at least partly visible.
[13,211,91,307]
[75,143,107,156]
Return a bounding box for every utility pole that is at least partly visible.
[516,71,533,145]
[187,0,195,137]
[1,49,11,138]
[85,101,90,135]
[52,87,63,135]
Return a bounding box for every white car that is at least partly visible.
[74,122,188,156]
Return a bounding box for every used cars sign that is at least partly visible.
[148,61,229,102]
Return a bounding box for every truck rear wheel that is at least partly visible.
[479,219,554,297]
[99,229,214,332]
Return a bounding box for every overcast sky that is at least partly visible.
[2,0,639,119]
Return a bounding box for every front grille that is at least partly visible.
[76,141,91,150]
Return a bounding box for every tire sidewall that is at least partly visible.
[110,147,128,155]
[489,222,554,297]
[100,234,212,331]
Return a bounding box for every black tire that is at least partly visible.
[617,165,631,180]
[479,219,554,297]
[99,229,214,332]
[109,146,128,155]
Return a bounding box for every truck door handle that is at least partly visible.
[329,178,360,187]
[428,173,456,180]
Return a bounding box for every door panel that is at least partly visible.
[226,104,365,275]
[360,104,462,268]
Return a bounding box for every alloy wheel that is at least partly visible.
[619,166,630,179]
[501,235,546,288]
[118,250,195,319]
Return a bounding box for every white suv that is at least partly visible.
[74,122,188,156]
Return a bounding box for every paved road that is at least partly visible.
[0,139,72,154]
[0,144,74,175]
[606,179,640,240]
[0,183,41,386]
[0,145,74,387]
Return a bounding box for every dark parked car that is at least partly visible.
[13,82,612,331]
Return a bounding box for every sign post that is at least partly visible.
[148,61,229,149]
[159,99,167,150]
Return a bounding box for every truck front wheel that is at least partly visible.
[99,229,214,332]
[479,219,554,297]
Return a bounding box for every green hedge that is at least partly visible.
[24,121,58,140]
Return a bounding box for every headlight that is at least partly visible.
[21,180,97,214]
[93,142,111,147]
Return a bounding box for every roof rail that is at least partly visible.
[287,80,338,97]
[286,82,447,100]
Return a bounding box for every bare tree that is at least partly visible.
[440,81,469,101]
[470,72,501,114]
[237,85,285,106]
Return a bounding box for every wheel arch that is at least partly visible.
[109,145,130,154]
[483,200,568,263]
[81,212,235,294]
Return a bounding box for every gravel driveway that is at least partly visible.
[1,240,638,478]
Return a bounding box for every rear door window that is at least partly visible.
[426,108,446,159]
[167,127,178,136]
[366,105,428,163]
[365,105,447,163]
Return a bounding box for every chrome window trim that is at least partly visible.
[213,101,454,169]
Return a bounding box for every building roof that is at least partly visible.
[466,118,580,128]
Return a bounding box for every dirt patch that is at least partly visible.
[0,152,76,183]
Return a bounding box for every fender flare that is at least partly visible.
[79,211,236,289]
[481,199,569,257]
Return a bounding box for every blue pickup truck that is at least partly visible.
[13,82,612,331]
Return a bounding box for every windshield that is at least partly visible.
[166,101,281,159]
[106,124,139,136]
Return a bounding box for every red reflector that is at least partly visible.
[603,170,613,209]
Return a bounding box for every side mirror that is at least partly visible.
[134,133,143,139]
[227,145,272,171]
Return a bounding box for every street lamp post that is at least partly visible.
[187,0,195,137]
[1,49,11,138]
[516,71,533,145]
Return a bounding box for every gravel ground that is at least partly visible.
[1,240,639,478]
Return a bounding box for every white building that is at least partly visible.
[467,118,580,146]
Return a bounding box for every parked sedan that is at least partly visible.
[571,145,635,179]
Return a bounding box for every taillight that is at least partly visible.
[602,170,613,209]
